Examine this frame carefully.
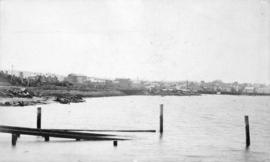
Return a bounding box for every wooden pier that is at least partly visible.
[0,105,159,146]
[0,125,128,146]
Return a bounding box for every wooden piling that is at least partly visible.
[44,136,50,142]
[113,140,118,147]
[37,107,41,129]
[160,104,163,133]
[245,115,250,147]
[12,134,17,146]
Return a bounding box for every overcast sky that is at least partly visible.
[0,0,269,83]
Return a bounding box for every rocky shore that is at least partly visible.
[54,95,85,104]
[0,86,202,107]
[0,86,125,106]
[0,97,52,106]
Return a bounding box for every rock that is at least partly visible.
[70,95,85,103]
[18,101,24,106]
[4,101,11,106]
[54,95,85,104]
[7,88,33,98]
[55,97,70,104]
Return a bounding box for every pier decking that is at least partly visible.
[0,125,128,146]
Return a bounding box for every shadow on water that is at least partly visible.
[159,133,163,140]
[158,133,164,145]
[243,146,254,162]
[19,139,82,144]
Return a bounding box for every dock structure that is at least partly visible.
[0,125,128,146]
[0,106,158,146]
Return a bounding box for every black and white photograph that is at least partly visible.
[0,0,270,161]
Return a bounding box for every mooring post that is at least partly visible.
[12,134,17,146]
[160,104,164,134]
[113,140,118,147]
[44,136,50,142]
[245,115,250,148]
[37,107,41,129]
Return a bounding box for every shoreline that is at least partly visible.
[0,97,54,106]
[0,86,127,106]
[1,86,270,107]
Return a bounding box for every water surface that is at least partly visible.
[0,95,270,162]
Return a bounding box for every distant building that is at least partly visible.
[131,80,144,89]
[105,80,114,88]
[243,87,256,94]
[65,74,87,84]
[87,77,106,84]
[256,87,270,94]
[115,78,132,89]
[19,72,24,79]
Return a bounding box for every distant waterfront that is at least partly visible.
[1,70,270,96]
[1,70,270,106]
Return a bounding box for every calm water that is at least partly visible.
[0,95,270,162]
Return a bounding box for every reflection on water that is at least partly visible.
[0,95,270,162]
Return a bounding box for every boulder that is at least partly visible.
[54,95,85,104]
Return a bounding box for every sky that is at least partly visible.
[0,0,270,83]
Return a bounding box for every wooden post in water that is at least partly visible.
[113,140,118,147]
[12,134,17,146]
[37,107,41,129]
[160,104,164,134]
[44,136,50,142]
[245,115,250,148]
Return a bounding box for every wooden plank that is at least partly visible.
[0,128,124,140]
[0,125,128,141]
[0,125,116,136]
[48,129,156,133]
